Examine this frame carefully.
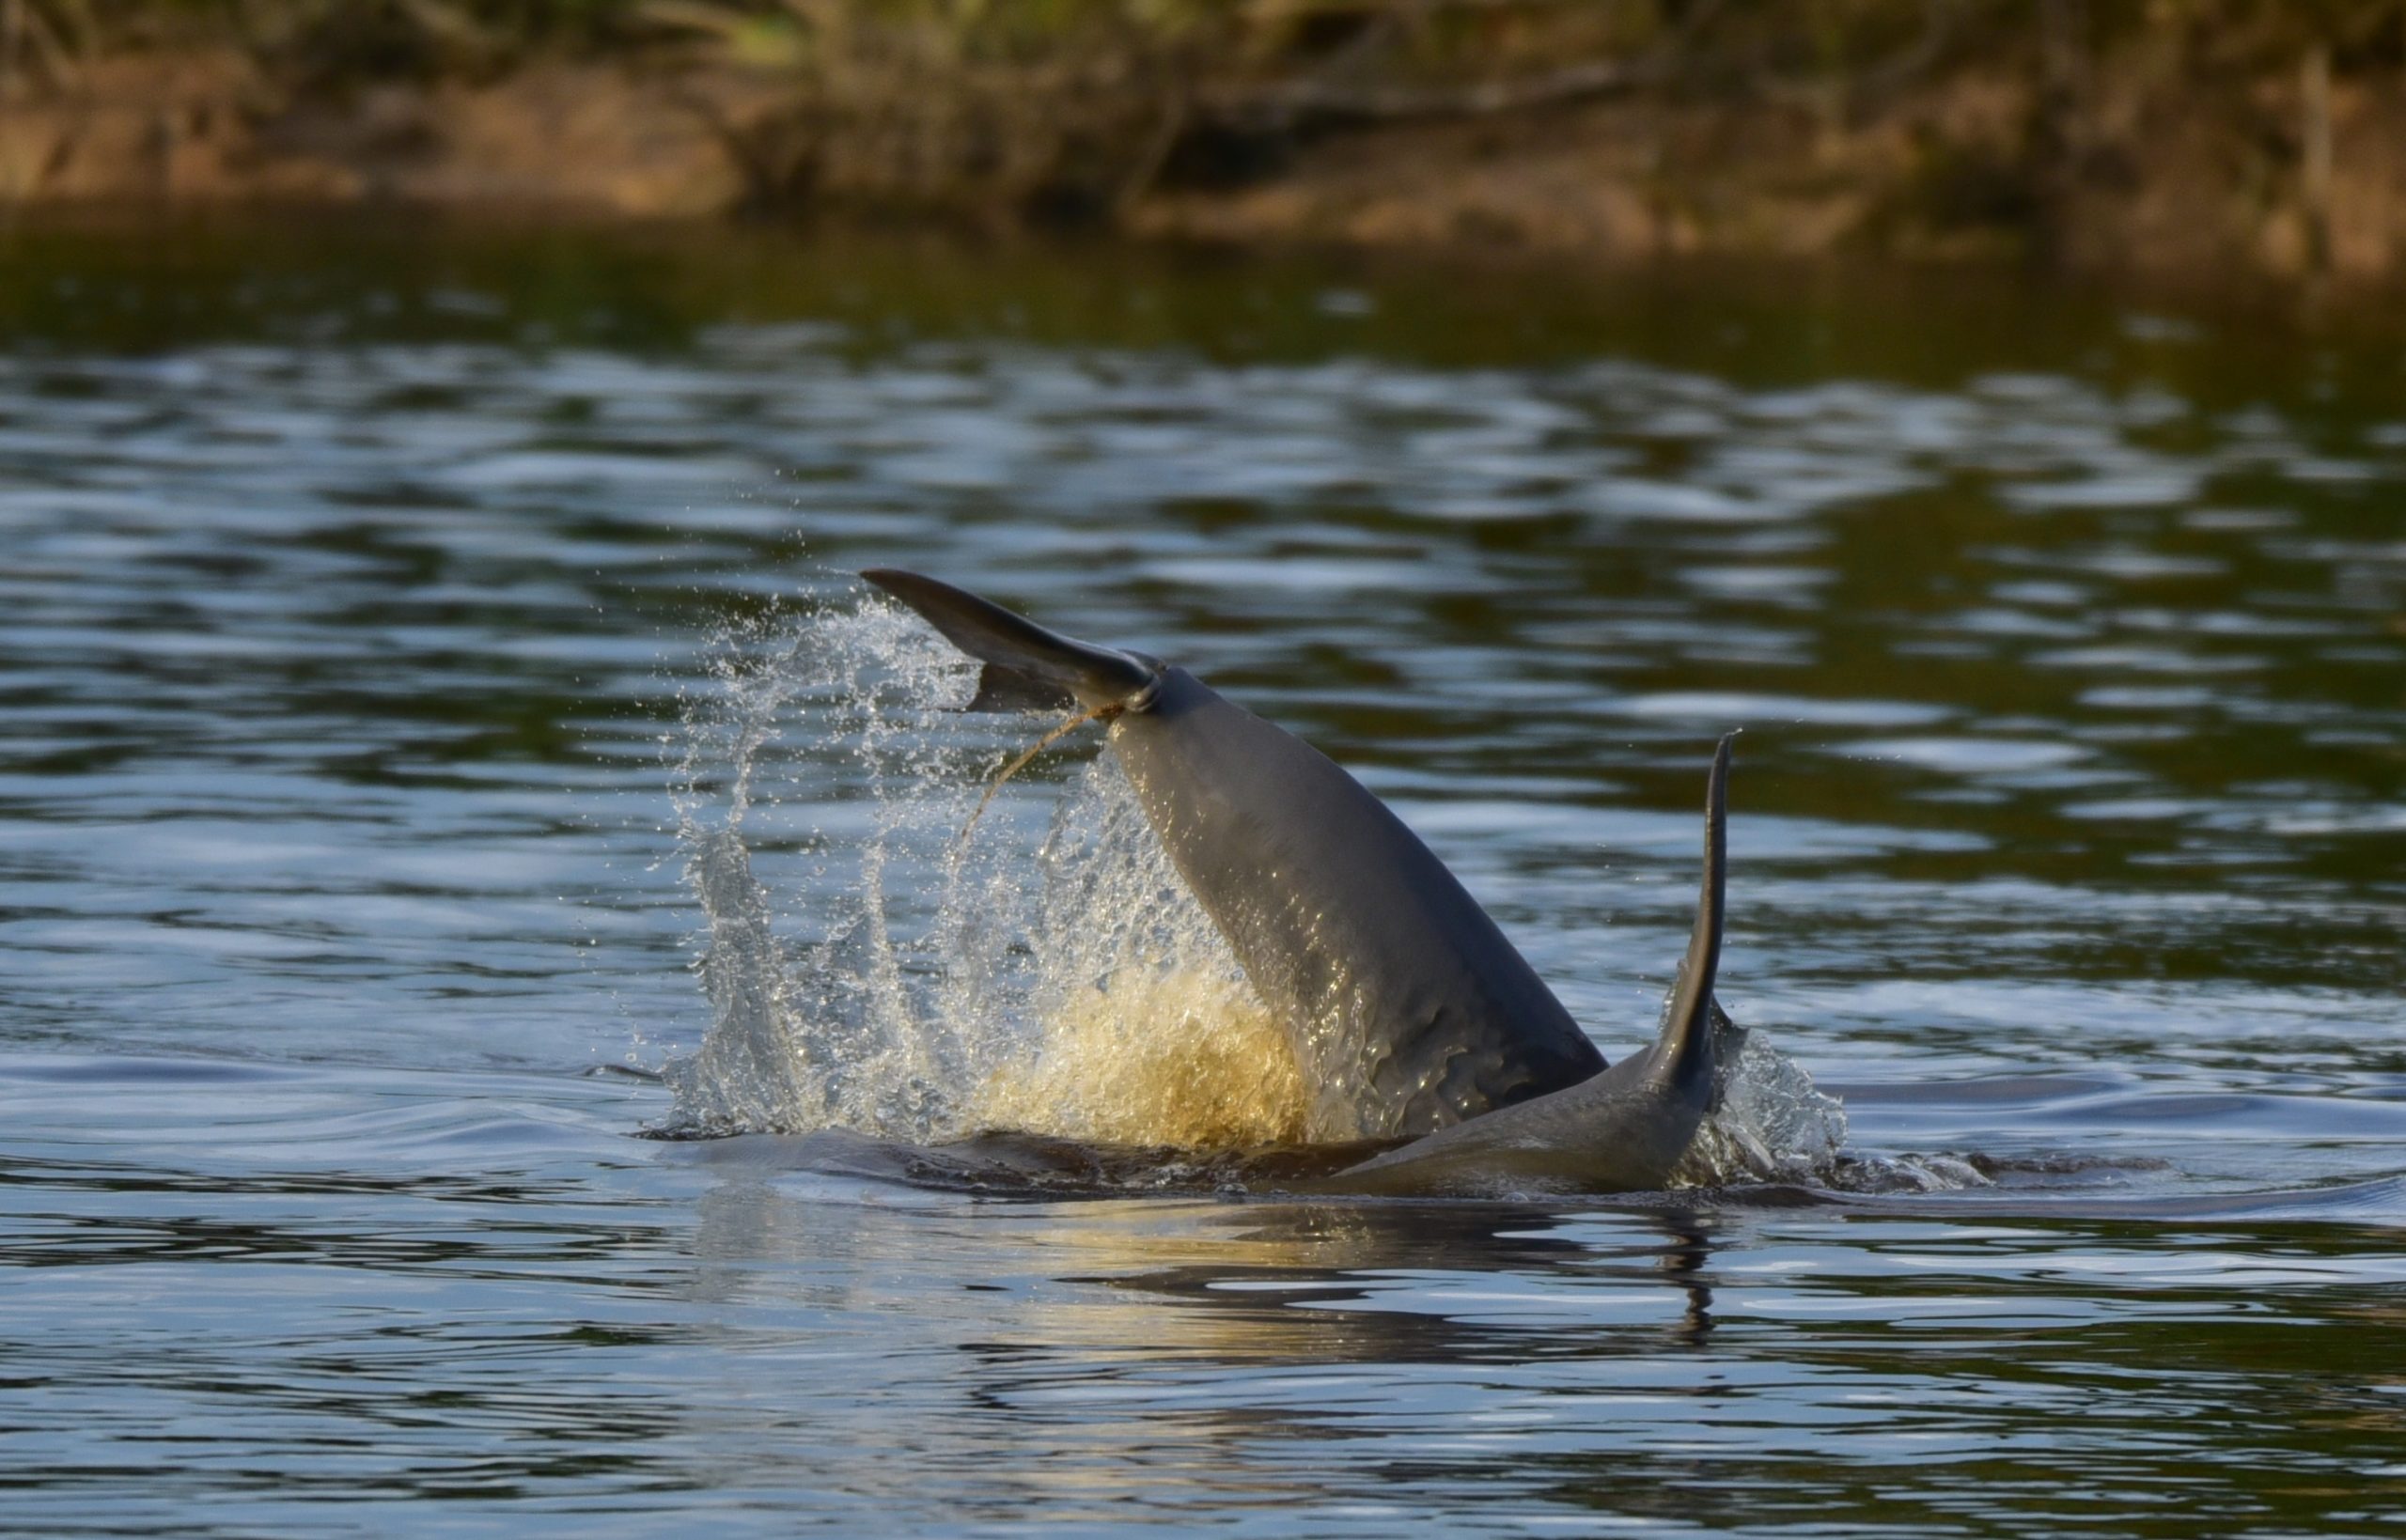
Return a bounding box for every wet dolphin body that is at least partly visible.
[1324,738,1730,1195]
[861,569,1734,1190]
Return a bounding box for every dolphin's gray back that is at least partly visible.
[861,568,1606,1142]
[1109,667,1603,1140]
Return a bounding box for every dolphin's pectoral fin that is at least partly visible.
[863,568,1159,713]
[963,661,1080,715]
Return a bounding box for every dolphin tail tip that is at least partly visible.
[857,568,1158,713]
[1709,732,1734,834]
[1655,734,1734,1097]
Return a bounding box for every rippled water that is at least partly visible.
[3,219,2402,1534]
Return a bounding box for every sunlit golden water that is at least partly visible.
[976,969,1310,1148]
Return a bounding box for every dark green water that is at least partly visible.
[1,216,2401,1536]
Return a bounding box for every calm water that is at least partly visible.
[2,219,2402,1536]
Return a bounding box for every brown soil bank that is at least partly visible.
[3,3,2403,282]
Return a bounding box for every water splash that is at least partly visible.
[1672,1023,1851,1188]
[663,595,1853,1186]
[664,599,981,1139]
[663,598,1295,1146]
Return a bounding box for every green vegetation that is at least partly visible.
[13,2,2402,101]
[14,2,2398,84]
[6,2,2404,275]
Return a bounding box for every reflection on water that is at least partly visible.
[0,219,2401,1532]
[9,1059,2406,1535]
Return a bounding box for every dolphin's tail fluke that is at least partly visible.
[1651,734,1732,1099]
[861,569,1161,714]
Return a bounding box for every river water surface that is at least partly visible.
[2,221,2402,1536]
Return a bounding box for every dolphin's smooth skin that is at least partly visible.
[1322,738,1731,1196]
[859,569,1735,1190]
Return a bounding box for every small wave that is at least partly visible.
[1824,1152,1994,1193]
[656,1127,1387,1199]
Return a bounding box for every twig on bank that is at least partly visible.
[1746,0,1959,119]
[2301,39,2333,272]
[1200,54,1658,129]
[1114,78,1188,211]
[1196,0,1726,130]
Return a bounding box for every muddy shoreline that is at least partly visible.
[3,39,2401,286]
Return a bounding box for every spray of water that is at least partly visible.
[1672,1025,1850,1187]
[662,599,1299,1148]
[662,596,1858,1188]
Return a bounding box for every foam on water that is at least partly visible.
[1673,1027,1852,1188]
[664,596,1855,1187]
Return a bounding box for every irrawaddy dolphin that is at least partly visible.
[861,568,1739,1195]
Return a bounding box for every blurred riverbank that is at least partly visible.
[3,2,2404,284]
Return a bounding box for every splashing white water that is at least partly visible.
[1671,1024,1851,1187]
[663,595,1850,1184]
[663,599,1292,1146]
